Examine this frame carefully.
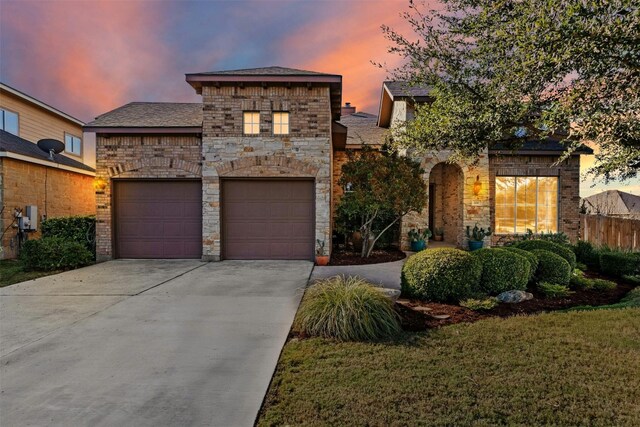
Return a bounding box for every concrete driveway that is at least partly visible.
[0,259,312,427]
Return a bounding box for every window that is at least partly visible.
[243,112,260,135]
[65,134,82,156]
[272,112,289,135]
[0,109,19,135]
[495,176,558,234]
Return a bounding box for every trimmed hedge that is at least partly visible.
[573,241,600,268]
[530,249,572,285]
[501,246,538,282]
[599,252,639,277]
[472,248,530,294]
[20,237,93,271]
[41,216,96,257]
[514,240,576,269]
[401,248,482,302]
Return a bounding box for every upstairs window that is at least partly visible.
[495,176,558,234]
[243,112,260,135]
[65,133,82,156]
[273,112,289,135]
[0,108,19,135]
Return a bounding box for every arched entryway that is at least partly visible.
[428,162,464,247]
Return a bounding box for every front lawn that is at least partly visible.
[258,309,640,426]
[0,259,61,287]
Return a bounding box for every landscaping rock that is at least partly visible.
[430,314,451,320]
[497,290,534,303]
[375,287,401,302]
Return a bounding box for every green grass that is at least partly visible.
[0,259,60,287]
[258,309,640,426]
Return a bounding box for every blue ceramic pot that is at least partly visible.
[468,240,484,251]
[411,240,427,252]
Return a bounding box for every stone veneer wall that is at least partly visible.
[489,154,582,244]
[201,85,332,261]
[95,135,202,261]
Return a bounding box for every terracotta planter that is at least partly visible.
[315,255,330,266]
[351,231,363,252]
[434,235,443,241]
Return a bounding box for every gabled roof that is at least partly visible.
[84,102,202,131]
[0,129,95,173]
[0,82,84,126]
[337,112,387,147]
[583,190,640,216]
[383,81,432,99]
[188,66,335,77]
[378,81,432,128]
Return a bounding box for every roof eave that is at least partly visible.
[84,126,202,134]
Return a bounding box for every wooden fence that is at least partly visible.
[580,214,640,251]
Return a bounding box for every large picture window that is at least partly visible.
[495,176,558,234]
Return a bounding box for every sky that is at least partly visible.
[1,0,637,197]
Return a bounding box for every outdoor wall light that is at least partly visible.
[473,175,482,196]
[93,177,107,192]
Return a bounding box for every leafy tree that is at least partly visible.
[382,0,639,182]
[337,148,427,257]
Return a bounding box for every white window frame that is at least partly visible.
[0,108,19,136]
[495,176,559,234]
[243,111,260,135]
[64,133,82,157]
[272,111,289,135]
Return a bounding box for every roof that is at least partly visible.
[0,129,95,173]
[188,66,337,77]
[378,81,432,128]
[383,81,432,99]
[583,190,640,216]
[337,112,387,147]
[0,82,84,126]
[490,139,594,155]
[85,102,202,129]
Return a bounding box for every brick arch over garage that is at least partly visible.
[107,158,202,177]
[215,155,320,177]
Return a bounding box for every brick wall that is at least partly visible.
[1,158,95,259]
[94,135,202,261]
[489,154,582,244]
[200,84,332,261]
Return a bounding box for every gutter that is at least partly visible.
[0,151,95,176]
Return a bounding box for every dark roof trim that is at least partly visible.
[84,126,202,134]
[186,74,341,84]
[489,149,592,156]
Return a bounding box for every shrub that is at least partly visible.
[530,249,572,285]
[20,237,93,271]
[599,252,639,277]
[294,276,401,341]
[569,270,592,290]
[459,297,499,311]
[514,240,576,269]
[41,216,96,257]
[573,240,600,268]
[538,282,573,298]
[517,229,570,245]
[591,278,617,291]
[401,248,482,302]
[623,275,640,285]
[501,246,538,282]
[472,248,529,294]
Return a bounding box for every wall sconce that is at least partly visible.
[473,175,482,196]
[93,177,107,192]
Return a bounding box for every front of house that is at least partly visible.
[86,66,592,262]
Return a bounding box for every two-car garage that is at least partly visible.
[112,179,315,260]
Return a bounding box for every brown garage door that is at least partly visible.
[222,179,315,260]
[114,180,202,259]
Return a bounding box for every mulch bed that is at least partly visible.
[329,248,406,266]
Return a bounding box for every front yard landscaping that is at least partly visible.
[0,259,61,287]
[258,308,640,426]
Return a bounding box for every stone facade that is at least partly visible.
[489,153,582,244]
[200,85,332,261]
[95,135,202,261]
[0,158,95,259]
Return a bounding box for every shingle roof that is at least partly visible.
[0,130,95,172]
[189,66,338,77]
[583,190,640,216]
[384,81,432,99]
[85,102,202,128]
[490,139,594,155]
[338,112,387,146]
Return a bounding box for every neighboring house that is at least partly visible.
[86,66,592,262]
[0,83,96,259]
[582,190,640,218]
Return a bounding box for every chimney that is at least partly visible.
[341,102,356,116]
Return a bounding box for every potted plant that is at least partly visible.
[408,228,432,252]
[466,224,492,251]
[433,227,444,241]
[315,239,329,266]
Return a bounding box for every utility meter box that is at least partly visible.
[24,205,38,231]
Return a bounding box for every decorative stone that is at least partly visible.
[430,314,451,320]
[375,288,401,302]
[497,290,534,303]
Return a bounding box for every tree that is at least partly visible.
[382,0,639,182]
[337,148,427,257]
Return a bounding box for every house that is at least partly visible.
[86,67,592,262]
[0,83,96,259]
[582,190,640,218]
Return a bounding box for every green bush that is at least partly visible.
[41,216,96,257]
[501,246,538,282]
[591,278,617,291]
[569,270,592,290]
[472,248,530,294]
[599,252,639,277]
[623,275,640,285]
[517,229,570,245]
[530,249,572,285]
[401,248,482,302]
[538,282,573,298]
[459,297,499,311]
[573,241,600,268]
[514,240,576,269]
[294,276,401,341]
[20,237,93,271]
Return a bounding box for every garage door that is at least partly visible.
[114,180,202,258]
[222,179,315,260]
